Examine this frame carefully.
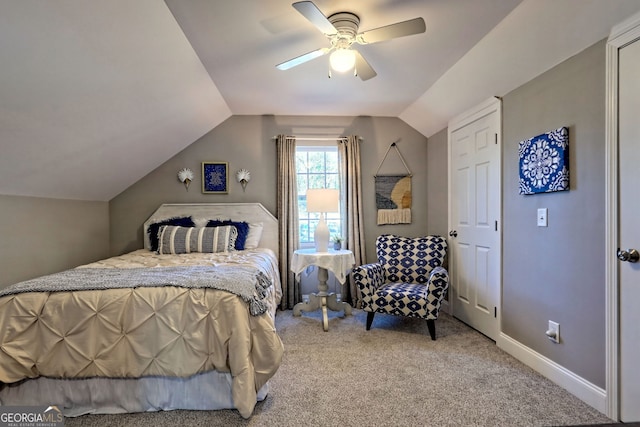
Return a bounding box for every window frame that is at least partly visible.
[295,143,342,248]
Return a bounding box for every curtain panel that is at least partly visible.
[276,135,300,310]
[338,135,367,308]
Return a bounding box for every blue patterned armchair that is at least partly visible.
[353,234,449,340]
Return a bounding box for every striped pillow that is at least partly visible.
[157,225,237,254]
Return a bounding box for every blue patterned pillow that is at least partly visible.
[157,225,237,254]
[206,220,249,250]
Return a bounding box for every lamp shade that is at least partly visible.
[306,189,339,213]
[306,189,339,252]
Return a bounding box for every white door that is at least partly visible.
[618,36,640,423]
[448,98,501,341]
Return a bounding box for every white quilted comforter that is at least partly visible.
[0,248,283,418]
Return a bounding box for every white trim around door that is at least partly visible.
[447,96,502,341]
[605,10,640,421]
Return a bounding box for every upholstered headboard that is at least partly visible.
[143,203,279,256]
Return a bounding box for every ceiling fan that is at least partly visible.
[276,1,426,81]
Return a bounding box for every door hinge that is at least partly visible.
[495,220,498,231]
[494,307,497,318]
[495,133,498,144]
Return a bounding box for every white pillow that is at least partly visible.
[191,217,209,228]
[244,222,264,249]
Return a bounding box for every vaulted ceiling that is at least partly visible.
[1,0,639,201]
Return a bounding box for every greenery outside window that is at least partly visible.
[296,145,342,247]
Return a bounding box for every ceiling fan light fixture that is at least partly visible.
[280,2,425,80]
[329,48,356,73]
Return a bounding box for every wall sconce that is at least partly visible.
[236,169,251,192]
[177,168,194,191]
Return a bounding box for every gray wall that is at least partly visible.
[109,115,430,263]
[0,195,109,288]
[426,128,449,237]
[501,39,607,388]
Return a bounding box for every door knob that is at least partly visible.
[448,230,458,238]
[617,248,639,263]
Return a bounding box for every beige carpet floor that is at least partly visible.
[65,309,616,426]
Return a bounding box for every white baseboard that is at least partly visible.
[497,332,608,415]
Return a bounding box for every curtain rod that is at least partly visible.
[271,136,361,141]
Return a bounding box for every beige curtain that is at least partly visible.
[338,135,367,308]
[276,135,300,310]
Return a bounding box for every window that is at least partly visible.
[296,145,342,246]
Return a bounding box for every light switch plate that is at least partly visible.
[537,208,548,227]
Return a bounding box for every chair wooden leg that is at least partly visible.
[426,319,436,340]
[366,312,375,330]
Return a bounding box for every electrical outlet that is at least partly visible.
[537,208,548,227]
[546,320,560,343]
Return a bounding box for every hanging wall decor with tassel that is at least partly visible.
[374,142,412,225]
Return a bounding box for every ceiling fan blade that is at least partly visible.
[356,17,426,45]
[292,1,338,36]
[354,50,377,81]
[276,47,331,71]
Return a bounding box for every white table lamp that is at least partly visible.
[306,189,339,252]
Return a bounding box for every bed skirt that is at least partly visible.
[0,371,269,417]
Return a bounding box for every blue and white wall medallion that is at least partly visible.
[518,127,569,195]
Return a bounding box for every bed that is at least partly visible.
[0,203,283,419]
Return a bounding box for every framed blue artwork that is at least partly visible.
[202,162,228,194]
[518,127,569,195]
